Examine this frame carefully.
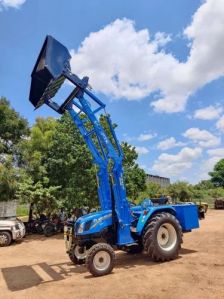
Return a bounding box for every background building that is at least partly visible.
[146,174,170,188]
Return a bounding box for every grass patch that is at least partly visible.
[16,204,29,217]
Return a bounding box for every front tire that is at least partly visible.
[143,212,182,262]
[0,231,12,246]
[86,243,115,276]
[69,245,86,265]
[36,223,44,234]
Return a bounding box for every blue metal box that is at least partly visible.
[174,204,199,231]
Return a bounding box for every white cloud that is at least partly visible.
[123,132,156,142]
[122,133,135,142]
[152,147,202,176]
[157,137,185,150]
[194,105,223,120]
[70,18,175,101]
[207,148,224,157]
[70,0,224,113]
[0,0,26,9]
[216,115,224,132]
[200,148,224,180]
[135,146,149,155]
[183,128,221,148]
[152,0,224,112]
[139,164,147,170]
[72,104,81,113]
[200,156,220,180]
[137,133,155,142]
[153,32,171,47]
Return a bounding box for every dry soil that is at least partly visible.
[0,209,223,299]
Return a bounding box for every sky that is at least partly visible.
[0,0,224,183]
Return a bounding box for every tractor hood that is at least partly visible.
[0,218,22,227]
[75,210,112,235]
[76,210,112,225]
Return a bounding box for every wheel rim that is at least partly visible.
[0,234,8,245]
[93,251,111,271]
[157,223,177,251]
[74,245,87,259]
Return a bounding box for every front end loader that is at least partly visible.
[29,36,199,277]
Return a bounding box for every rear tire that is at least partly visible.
[0,231,12,246]
[86,243,115,276]
[143,212,182,262]
[44,223,55,237]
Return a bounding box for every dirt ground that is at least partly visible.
[0,210,223,299]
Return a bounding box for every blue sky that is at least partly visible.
[0,0,224,183]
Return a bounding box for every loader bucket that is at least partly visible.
[29,35,71,109]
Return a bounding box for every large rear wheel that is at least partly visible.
[43,223,55,237]
[143,212,182,261]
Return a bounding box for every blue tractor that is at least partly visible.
[29,36,199,276]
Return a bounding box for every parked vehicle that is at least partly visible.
[25,216,48,234]
[0,218,25,246]
[24,203,49,234]
[43,215,64,237]
[196,202,208,219]
[214,198,224,209]
[0,200,26,246]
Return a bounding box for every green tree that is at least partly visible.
[17,117,57,183]
[168,181,193,202]
[191,188,205,200]
[122,142,146,200]
[209,159,224,187]
[0,98,29,202]
[0,157,18,202]
[99,116,147,199]
[136,182,164,203]
[208,187,224,199]
[17,117,60,212]
[46,113,97,209]
[16,176,59,215]
[0,97,28,154]
[194,179,214,190]
[46,113,146,208]
[145,182,164,198]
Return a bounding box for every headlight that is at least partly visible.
[15,224,20,230]
[77,222,84,234]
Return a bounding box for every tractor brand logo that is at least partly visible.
[90,213,112,229]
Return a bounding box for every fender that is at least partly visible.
[135,206,176,235]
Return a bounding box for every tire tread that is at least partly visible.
[86,243,115,276]
[0,231,12,247]
[143,212,182,262]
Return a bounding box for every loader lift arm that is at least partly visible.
[29,36,134,245]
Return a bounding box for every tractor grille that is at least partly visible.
[75,221,80,233]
